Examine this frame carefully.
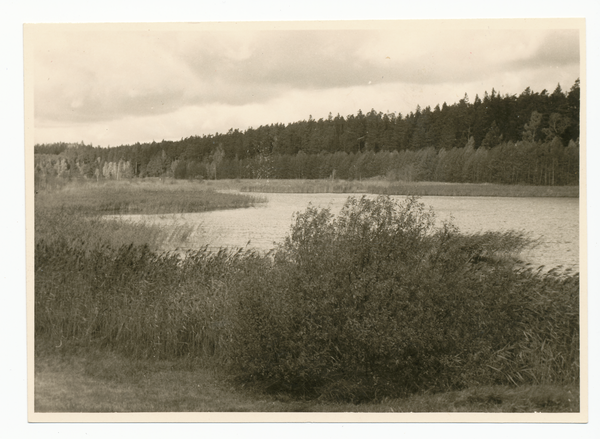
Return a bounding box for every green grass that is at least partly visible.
[236,178,578,197]
[35,350,271,412]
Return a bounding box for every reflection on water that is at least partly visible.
[122,193,579,272]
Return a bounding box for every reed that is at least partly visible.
[36,178,266,215]
[236,178,578,197]
[35,190,579,404]
[35,240,253,361]
[35,178,266,252]
[367,181,579,198]
[239,179,367,194]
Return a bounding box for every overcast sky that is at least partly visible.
[30,21,581,147]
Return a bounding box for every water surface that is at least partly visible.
[123,193,579,272]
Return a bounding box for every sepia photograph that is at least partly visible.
[23,17,587,425]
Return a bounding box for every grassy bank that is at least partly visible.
[37,178,266,215]
[35,349,579,413]
[35,190,580,410]
[35,178,266,252]
[236,179,579,197]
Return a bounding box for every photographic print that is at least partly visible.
[25,19,586,422]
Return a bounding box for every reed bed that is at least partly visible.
[367,181,579,198]
[38,178,266,215]
[35,241,254,361]
[237,179,578,197]
[239,179,368,194]
[35,205,193,253]
[35,190,579,404]
[35,179,266,252]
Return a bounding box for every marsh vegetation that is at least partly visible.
[34,179,580,412]
[237,178,578,197]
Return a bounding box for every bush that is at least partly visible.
[225,196,579,401]
[35,192,579,403]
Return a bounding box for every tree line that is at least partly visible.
[34,79,580,186]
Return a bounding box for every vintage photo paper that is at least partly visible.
[25,18,587,424]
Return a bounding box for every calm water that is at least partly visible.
[124,193,580,272]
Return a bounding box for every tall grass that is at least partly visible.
[35,192,579,403]
[35,206,192,252]
[35,178,266,252]
[240,179,367,194]
[366,181,579,198]
[37,178,266,215]
[35,178,266,361]
[35,240,255,361]
[237,178,578,197]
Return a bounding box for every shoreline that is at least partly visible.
[201,178,579,198]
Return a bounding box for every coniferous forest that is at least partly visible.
[35,80,580,186]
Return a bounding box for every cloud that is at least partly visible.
[506,29,580,70]
[172,29,494,92]
[33,30,212,122]
[34,56,580,150]
[31,25,581,147]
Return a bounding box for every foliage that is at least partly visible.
[35,180,267,361]
[35,236,253,360]
[35,192,579,403]
[224,196,579,401]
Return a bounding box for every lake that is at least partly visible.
[123,193,580,272]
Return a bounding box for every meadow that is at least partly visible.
[34,178,580,412]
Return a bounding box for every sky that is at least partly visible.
[29,21,582,148]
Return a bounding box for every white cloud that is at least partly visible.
[30,24,581,147]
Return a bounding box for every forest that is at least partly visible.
[34,80,580,186]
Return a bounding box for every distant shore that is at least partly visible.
[200,178,579,198]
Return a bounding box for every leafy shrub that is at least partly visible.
[35,193,579,403]
[224,196,579,401]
